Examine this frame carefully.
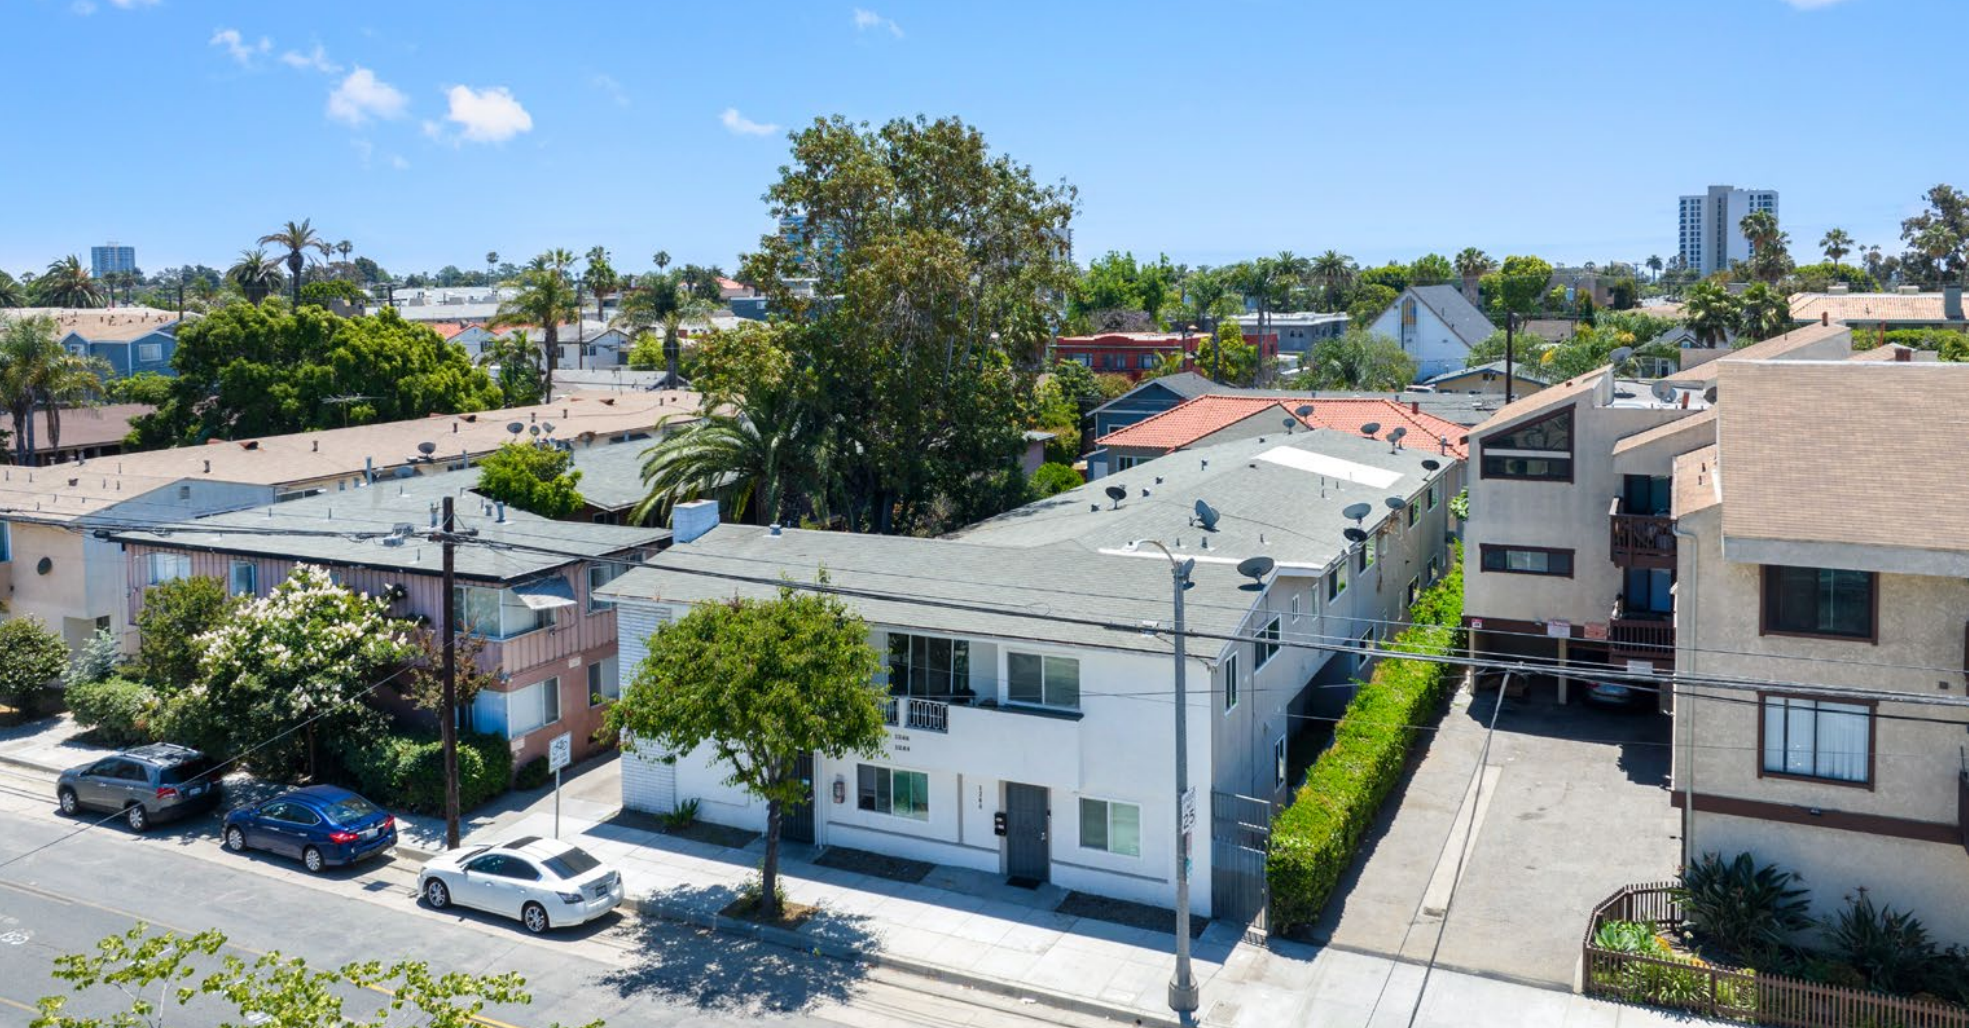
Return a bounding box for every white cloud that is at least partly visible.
[852,7,903,37]
[280,44,341,74]
[71,0,96,12]
[390,154,410,171]
[327,66,408,126]
[590,73,630,108]
[439,85,533,143]
[210,28,271,66]
[720,107,779,137]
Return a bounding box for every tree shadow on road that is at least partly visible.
[600,883,874,1014]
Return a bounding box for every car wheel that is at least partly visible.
[57,788,79,817]
[225,826,247,853]
[423,878,450,909]
[302,846,325,873]
[125,804,149,832]
[521,902,550,935]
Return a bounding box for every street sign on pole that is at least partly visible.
[1179,786,1197,835]
[549,732,572,838]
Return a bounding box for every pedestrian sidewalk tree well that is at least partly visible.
[168,564,415,778]
[606,584,887,921]
[1268,546,1465,933]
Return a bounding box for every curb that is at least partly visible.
[634,894,1186,1028]
[0,752,64,777]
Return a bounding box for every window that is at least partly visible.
[1406,577,1419,606]
[1327,565,1347,600]
[1078,798,1141,857]
[453,586,547,639]
[1114,455,1144,471]
[1479,545,1574,577]
[1357,535,1377,573]
[0,521,9,562]
[1483,407,1572,452]
[498,678,560,739]
[1427,554,1441,584]
[1762,566,1875,641]
[137,342,163,363]
[1008,652,1080,709]
[587,563,619,611]
[147,552,189,585]
[888,633,970,698]
[857,764,929,821]
[587,656,620,705]
[1274,737,1288,788]
[1427,483,1439,510]
[1481,454,1573,481]
[1257,615,1280,668]
[1288,594,1299,622]
[1223,650,1240,711]
[1139,353,1159,369]
[228,560,256,597]
[1761,696,1871,785]
[1406,500,1420,528]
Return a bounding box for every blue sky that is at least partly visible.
[0,0,1955,279]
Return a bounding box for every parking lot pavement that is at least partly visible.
[1313,679,1682,987]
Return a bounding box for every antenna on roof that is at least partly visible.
[1651,379,1677,404]
[416,441,437,456]
[542,422,556,435]
[1342,502,1372,525]
[1193,499,1220,532]
[1103,484,1127,510]
[1282,417,1297,434]
[1386,426,1407,451]
[1703,384,1718,405]
[1343,527,1369,544]
[1359,421,1382,437]
[528,425,541,436]
[1235,556,1275,588]
[1386,496,1408,511]
[506,421,525,436]
[1421,458,1441,471]
[1294,404,1314,418]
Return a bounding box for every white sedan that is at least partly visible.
[418,836,624,934]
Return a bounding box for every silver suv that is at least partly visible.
[56,744,223,831]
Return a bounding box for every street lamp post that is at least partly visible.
[1132,539,1201,1016]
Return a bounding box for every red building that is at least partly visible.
[1054,331,1280,381]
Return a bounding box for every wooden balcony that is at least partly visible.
[1608,616,1675,670]
[1609,499,1676,570]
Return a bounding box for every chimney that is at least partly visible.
[670,499,721,544]
[1946,284,1964,321]
[1821,311,1829,326]
[496,500,507,522]
[1895,346,1912,362]
[1410,400,1420,415]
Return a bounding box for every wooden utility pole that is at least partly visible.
[440,496,460,850]
[1504,312,1518,405]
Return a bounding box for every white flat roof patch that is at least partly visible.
[1253,446,1405,489]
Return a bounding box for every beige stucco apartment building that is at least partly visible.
[1671,358,1969,943]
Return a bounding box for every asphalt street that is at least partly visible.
[0,764,1114,1028]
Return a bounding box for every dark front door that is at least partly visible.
[1004,782,1050,884]
[782,752,816,845]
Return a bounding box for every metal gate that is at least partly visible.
[782,752,816,845]
[1210,791,1271,937]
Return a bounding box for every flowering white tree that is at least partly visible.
[190,564,414,777]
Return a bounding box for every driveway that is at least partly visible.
[1311,677,1681,987]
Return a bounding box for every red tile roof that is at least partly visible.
[1096,394,1470,457]
[425,321,468,340]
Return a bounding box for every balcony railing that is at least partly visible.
[1608,611,1675,670]
[881,696,951,734]
[1608,498,1676,570]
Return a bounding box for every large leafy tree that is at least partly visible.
[33,923,594,1028]
[479,329,545,407]
[1898,183,1969,287]
[739,115,1078,534]
[0,616,67,712]
[1484,254,1554,317]
[1297,329,1418,391]
[174,564,414,777]
[132,303,500,445]
[35,255,105,308]
[606,587,886,920]
[259,218,325,308]
[492,254,580,394]
[134,576,234,692]
[1408,252,1455,286]
[476,441,584,518]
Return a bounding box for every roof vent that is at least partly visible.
[240,440,259,450]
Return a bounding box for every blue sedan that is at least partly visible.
[223,785,397,873]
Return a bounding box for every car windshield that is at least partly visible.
[541,847,602,879]
[322,796,380,823]
[158,759,213,785]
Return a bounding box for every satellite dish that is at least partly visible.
[1236,556,1276,582]
[1103,484,1127,509]
[393,466,415,479]
[1281,417,1297,432]
[506,422,525,435]
[1359,421,1382,436]
[1386,496,1408,511]
[1193,499,1220,531]
[1421,458,1441,471]
[1703,384,1718,404]
[1342,502,1372,523]
[416,441,437,456]
[542,422,556,434]
[1651,379,1677,403]
[1294,404,1314,417]
[528,425,541,436]
[1610,346,1635,364]
[1343,527,1369,544]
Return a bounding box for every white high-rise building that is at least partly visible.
[1677,185,1778,276]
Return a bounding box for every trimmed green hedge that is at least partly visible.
[330,730,513,815]
[65,675,158,748]
[1268,546,1465,933]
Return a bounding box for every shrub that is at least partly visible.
[65,675,157,748]
[1824,890,1940,995]
[1592,919,1757,1014]
[514,755,551,791]
[0,616,69,713]
[134,576,233,692]
[63,629,123,689]
[1267,546,1464,933]
[1673,851,1812,963]
[663,797,701,831]
[330,729,513,815]
[1029,462,1082,498]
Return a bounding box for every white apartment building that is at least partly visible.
[1677,184,1779,277]
[605,429,1462,922]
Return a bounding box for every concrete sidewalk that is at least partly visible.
[397,764,1722,1028]
[0,713,115,774]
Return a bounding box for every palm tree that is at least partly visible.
[1736,283,1791,342]
[652,250,670,272]
[1645,255,1664,282]
[41,349,113,456]
[580,248,618,367]
[478,329,544,407]
[485,251,500,287]
[1819,228,1853,268]
[1311,250,1355,309]
[0,314,107,463]
[0,271,22,308]
[491,252,581,396]
[612,275,707,388]
[1684,281,1739,349]
[258,218,324,307]
[336,240,354,277]
[1737,210,1789,283]
[36,256,105,308]
[632,378,821,527]
[1454,247,1495,303]
[228,249,284,306]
